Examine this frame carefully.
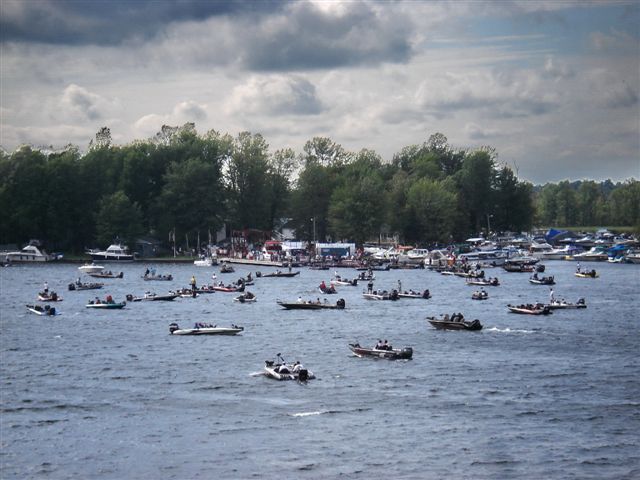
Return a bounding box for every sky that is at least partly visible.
[1,0,638,184]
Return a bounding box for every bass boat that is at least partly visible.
[507,303,552,315]
[427,315,483,331]
[546,298,587,310]
[529,275,555,285]
[85,300,126,309]
[169,323,243,335]
[258,270,300,278]
[68,281,104,291]
[26,304,59,316]
[277,299,345,310]
[126,292,179,302]
[349,343,413,360]
[233,292,257,303]
[263,355,314,381]
[397,289,431,299]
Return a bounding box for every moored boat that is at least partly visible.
[5,244,53,262]
[427,314,483,331]
[349,342,413,359]
[88,244,134,262]
[169,323,243,335]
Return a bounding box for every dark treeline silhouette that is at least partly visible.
[0,125,637,252]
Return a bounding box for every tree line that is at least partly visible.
[0,125,636,253]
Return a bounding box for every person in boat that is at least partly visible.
[44,281,49,294]
[480,288,486,296]
[190,275,197,292]
[277,364,290,374]
[532,272,539,280]
[106,294,113,304]
[292,361,304,373]
[374,339,382,349]
[297,296,303,303]
[443,313,450,321]
[144,268,149,277]
[94,296,101,304]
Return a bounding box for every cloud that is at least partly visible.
[415,69,559,118]
[464,122,501,140]
[590,29,637,52]
[59,84,112,121]
[542,56,574,80]
[226,76,323,116]
[0,0,286,45]
[133,101,208,138]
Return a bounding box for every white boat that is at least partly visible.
[194,256,215,267]
[169,323,243,335]
[78,263,105,274]
[539,246,579,261]
[5,245,52,262]
[572,247,608,262]
[624,251,640,264]
[529,241,554,258]
[88,244,134,262]
[263,357,314,381]
[26,304,60,315]
[406,248,430,261]
[457,249,508,266]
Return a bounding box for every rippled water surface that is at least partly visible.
[1,261,639,479]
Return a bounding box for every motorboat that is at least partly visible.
[68,280,104,291]
[169,323,243,335]
[257,270,300,278]
[529,275,555,285]
[529,241,554,258]
[362,290,399,301]
[142,271,173,281]
[208,283,245,293]
[466,278,500,286]
[539,246,580,261]
[348,343,413,360]
[26,304,59,316]
[546,298,587,310]
[507,304,552,315]
[126,292,179,302]
[331,276,358,286]
[263,356,315,381]
[319,283,338,294]
[38,291,62,302]
[427,315,483,331]
[624,250,640,264]
[277,299,345,310]
[85,300,126,309]
[572,247,608,262]
[87,270,124,279]
[471,290,489,300]
[5,244,52,262]
[88,244,134,262]
[397,289,431,299]
[575,269,599,278]
[194,256,214,267]
[78,263,104,274]
[234,292,257,303]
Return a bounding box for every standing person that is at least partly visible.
[549,288,555,303]
[43,281,49,294]
[190,275,197,293]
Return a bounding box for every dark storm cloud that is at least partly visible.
[0,0,286,45]
[238,2,413,71]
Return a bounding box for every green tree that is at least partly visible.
[95,191,144,247]
[406,179,458,242]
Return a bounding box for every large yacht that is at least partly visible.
[4,244,52,262]
[88,244,134,262]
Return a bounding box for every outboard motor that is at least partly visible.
[49,307,56,316]
[169,323,179,334]
[68,283,76,291]
[298,369,309,382]
[255,271,262,278]
[536,264,546,272]
[336,298,346,309]
[126,294,134,302]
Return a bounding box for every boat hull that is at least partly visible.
[349,344,413,359]
[427,318,483,331]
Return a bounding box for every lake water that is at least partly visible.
[1,260,639,479]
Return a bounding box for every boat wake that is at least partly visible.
[486,327,537,334]
[249,371,266,377]
[290,410,328,417]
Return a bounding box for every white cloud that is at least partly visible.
[133,100,208,138]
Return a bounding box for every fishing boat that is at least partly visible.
[209,284,245,293]
[219,263,235,273]
[319,282,338,294]
[471,290,489,300]
[257,270,300,278]
[331,276,358,286]
[169,323,243,335]
[362,290,399,301]
[277,299,345,310]
[142,272,173,281]
[575,270,599,278]
[87,271,124,279]
[263,355,314,381]
[85,300,126,309]
[507,304,552,315]
[546,298,587,310]
[427,315,483,331]
[529,275,555,285]
[38,292,62,302]
[466,277,500,286]
[234,292,257,303]
[26,304,59,316]
[68,281,104,291]
[126,292,179,302]
[397,289,431,299]
[348,343,413,359]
